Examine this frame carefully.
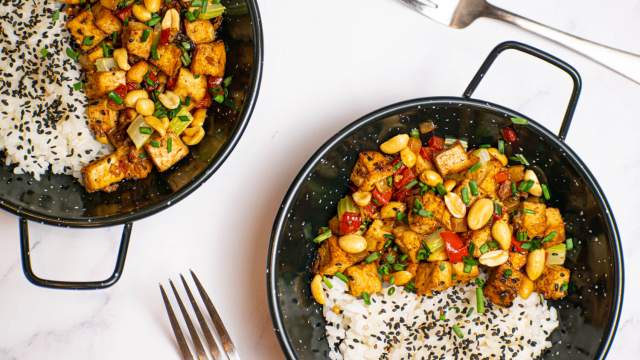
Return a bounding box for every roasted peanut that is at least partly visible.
[491,220,512,250]
[444,179,456,192]
[338,234,367,254]
[352,191,372,207]
[391,271,413,286]
[191,109,207,128]
[400,148,416,168]
[182,127,205,145]
[519,276,535,299]
[143,0,162,13]
[132,4,152,22]
[311,274,325,305]
[144,116,167,137]
[524,169,542,197]
[479,249,509,267]
[444,192,466,219]
[380,134,409,154]
[126,61,150,83]
[526,249,546,281]
[124,89,149,108]
[420,170,443,187]
[467,198,493,230]
[488,148,508,166]
[158,91,180,109]
[113,48,130,71]
[135,98,155,116]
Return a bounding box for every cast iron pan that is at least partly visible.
[268,42,624,359]
[0,0,263,290]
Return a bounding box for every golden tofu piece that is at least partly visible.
[99,0,119,10]
[508,165,525,183]
[313,236,367,276]
[66,10,107,51]
[82,145,152,192]
[349,151,394,192]
[86,99,118,144]
[508,252,527,270]
[434,143,477,176]
[517,201,547,238]
[123,21,153,59]
[484,264,523,307]
[408,192,451,234]
[477,160,503,198]
[452,262,479,284]
[185,20,217,44]
[535,265,570,300]
[469,226,491,257]
[174,68,208,102]
[144,132,189,172]
[93,5,122,34]
[191,40,226,77]
[151,44,182,77]
[364,219,393,252]
[415,261,452,295]
[85,70,126,99]
[345,263,383,297]
[393,227,422,263]
[543,208,566,248]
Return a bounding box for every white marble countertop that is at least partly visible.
[1,0,639,358]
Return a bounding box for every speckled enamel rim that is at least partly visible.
[0,0,264,229]
[267,97,624,360]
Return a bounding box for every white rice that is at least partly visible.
[0,1,111,181]
[322,277,559,359]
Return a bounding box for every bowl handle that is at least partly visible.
[19,218,132,290]
[462,41,582,141]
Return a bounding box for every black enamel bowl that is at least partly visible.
[268,42,624,359]
[0,1,263,290]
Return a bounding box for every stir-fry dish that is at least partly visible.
[60,0,230,192]
[311,123,572,308]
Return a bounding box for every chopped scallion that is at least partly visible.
[82,36,94,46]
[52,9,60,21]
[365,252,380,264]
[335,272,349,283]
[361,291,371,305]
[108,91,124,105]
[498,139,505,154]
[322,276,333,289]
[167,137,173,152]
[479,243,489,254]
[511,116,529,125]
[461,187,470,205]
[436,182,447,195]
[469,180,479,196]
[476,287,485,314]
[410,128,420,138]
[387,287,396,296]
[312,228,332,244]
[566,238,574,250]
[541,183,551,200]
[468,163,481,173]
[452,324,464,338]
[542,231,557,243]
[139,127,153,135]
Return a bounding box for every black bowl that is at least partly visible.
[268,43,623,360]
[0,0,263,289]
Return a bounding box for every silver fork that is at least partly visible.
[160,270,239,360]
[398,0,640,84]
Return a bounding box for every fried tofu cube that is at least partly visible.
[123,21,153,59]
[484,264,523,307]
[150,44,182,77]
[66,11,108,51]
[508,165,525,183]
[185,19,217,44]
[393,227,422,263]
[82,145,152,192]
[108,110,136,148]
[173,68,208,102]
[86,99,118,144]
[535,265,570,300]
[313,236,367,276]
[508,252,527,270]
[93,5,122,34]
[408,192,451,234]
[434,143,477,176]
[144,132,189,172]
[99,0,119,10]
[85,70,126,99]
[543,208,566,248]
[518,201,547,238]
[469,227,491,257]
[350,151,394,192]
[364,219,393,252]
[191,41,226,77]
[415,261,453,295]
[345,263,383,297]
[478,160,503,198]
[452,262,479,284]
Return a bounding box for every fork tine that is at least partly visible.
[190,270,239,360]
[170,280,208,360]
[180,274,222,360]
[160,284,195,360]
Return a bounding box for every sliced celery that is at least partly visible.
[546,244,567,265]
[95,57,116,72]
[192,2,225,20]
[337,196,358,220]
[168,107,194,135]
[424,229,444,253]
[127,115,153,149]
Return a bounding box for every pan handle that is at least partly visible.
[463,41,582,141]
[19,218,132,290]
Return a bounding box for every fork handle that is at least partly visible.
[484,4,640,84]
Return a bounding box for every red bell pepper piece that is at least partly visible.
[372,188,392,206]
[393,188,411,202]
[126,82,139,91]
[428,135,444,151]
[501,127,518,143]
[511,236,526,253]
[166,75,177,90]
[390,158,406,173]
[208,76,223,89]
[441,231,469,263]
[160,28,171,45]
[419,147,433,161]
[340,212,362,234]
[495,171,509,184]
[362,203,377,218]
[394,167,415,189]
[115,6,133,21]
